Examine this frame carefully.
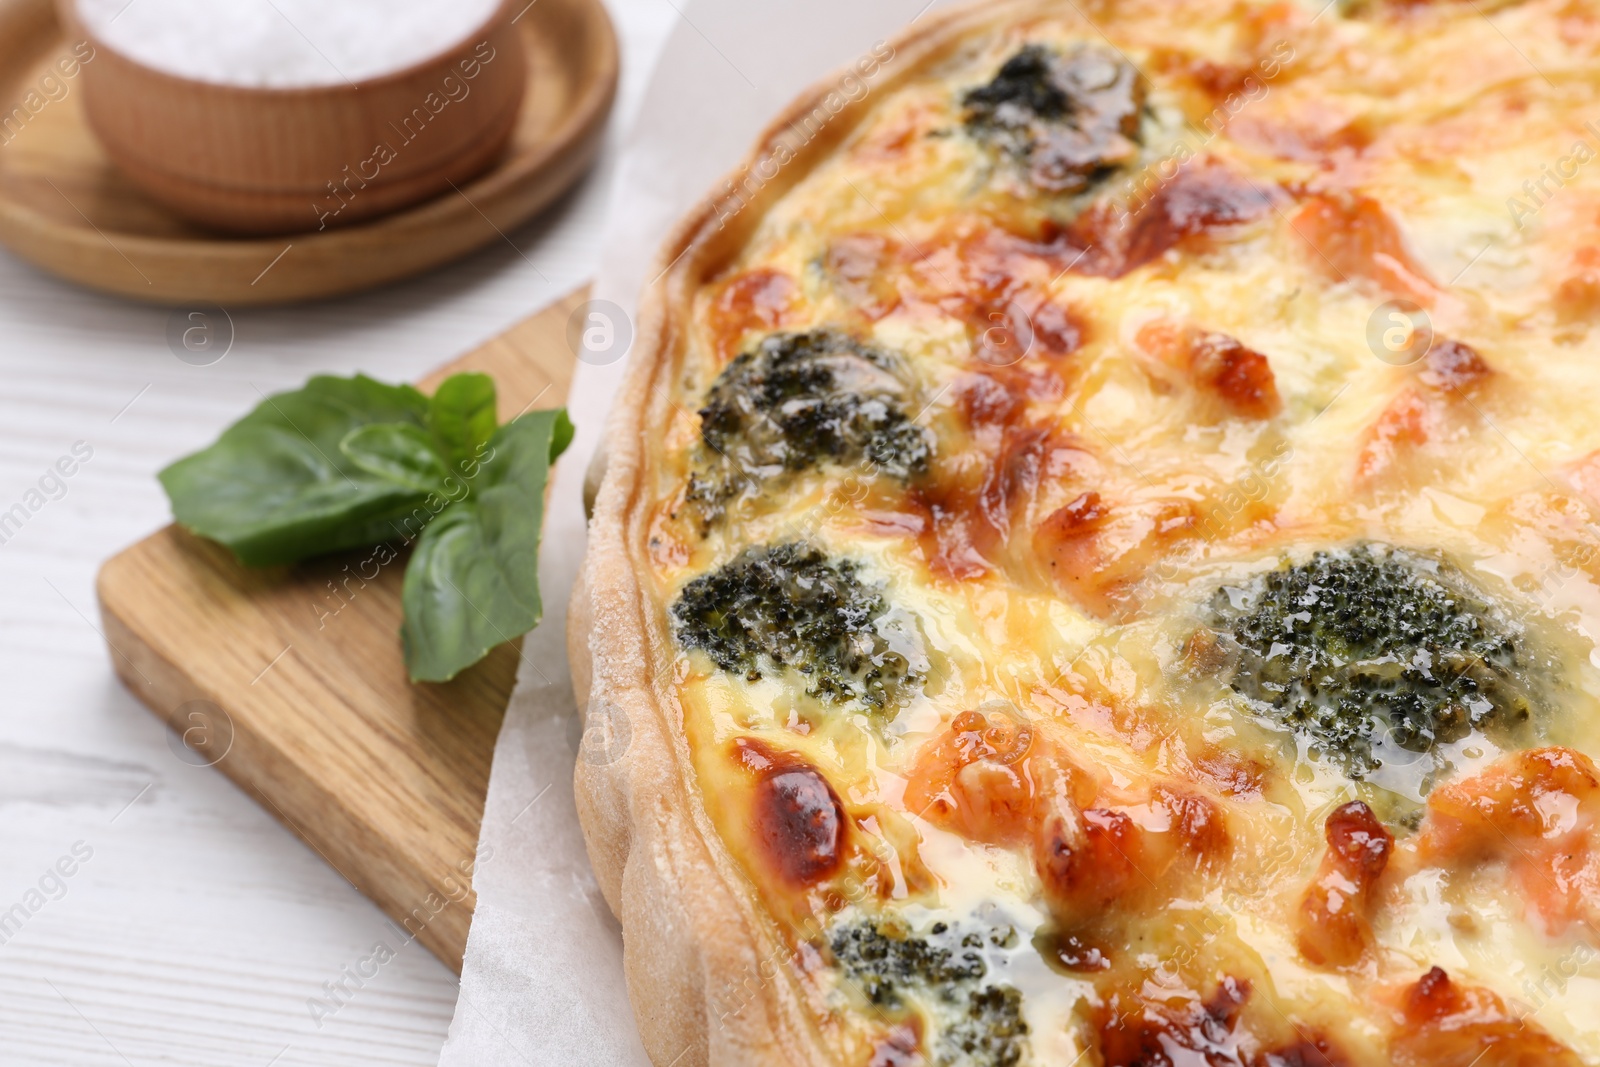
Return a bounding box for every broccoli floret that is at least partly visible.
[1210,543,1539,782]
[687,330,931,526]
[830,917,1029,1067]
[670,542,925,713]
[965,44,1073,120]
[962,45,1146,195]
[939,986,1029,1067]
[829,918,987,1007]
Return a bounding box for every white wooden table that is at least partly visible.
[0,3,671,1061]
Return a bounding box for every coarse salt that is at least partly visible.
[75,0,505,88]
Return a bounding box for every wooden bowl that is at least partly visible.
[0,0,617,304]
[56,0,528,235]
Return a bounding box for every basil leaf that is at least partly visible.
[340,424,449,495]
[549,408,575,463]
[160,367,571,683]
[400,409,566,682]
[428,372,499,479]
[159,375,433,566]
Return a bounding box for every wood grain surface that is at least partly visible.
[0,0,674,1055]
[0,0,617,304]
[96,286,586,973]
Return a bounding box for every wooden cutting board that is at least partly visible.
[96,286,586,972]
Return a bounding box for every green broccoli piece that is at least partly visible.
[964,45,1073,126]
[686,330,930,526]
[829,917,1029,1067]
[939,985,1029,1067]
[829,918,987,1007]
[670,542,925,713]
[1210,543,1539,782]
[962,44,1146,195]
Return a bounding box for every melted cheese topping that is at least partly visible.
[643,2,1600,1063]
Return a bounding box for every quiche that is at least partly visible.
[570,1,1600,1064]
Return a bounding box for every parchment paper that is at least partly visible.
[438,1,949,1062]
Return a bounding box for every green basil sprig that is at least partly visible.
[159,372,572,682]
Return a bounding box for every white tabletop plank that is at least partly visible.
[0,2,673,1061]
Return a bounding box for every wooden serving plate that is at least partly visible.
[96,286,586,972]
[0,0,616,305]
